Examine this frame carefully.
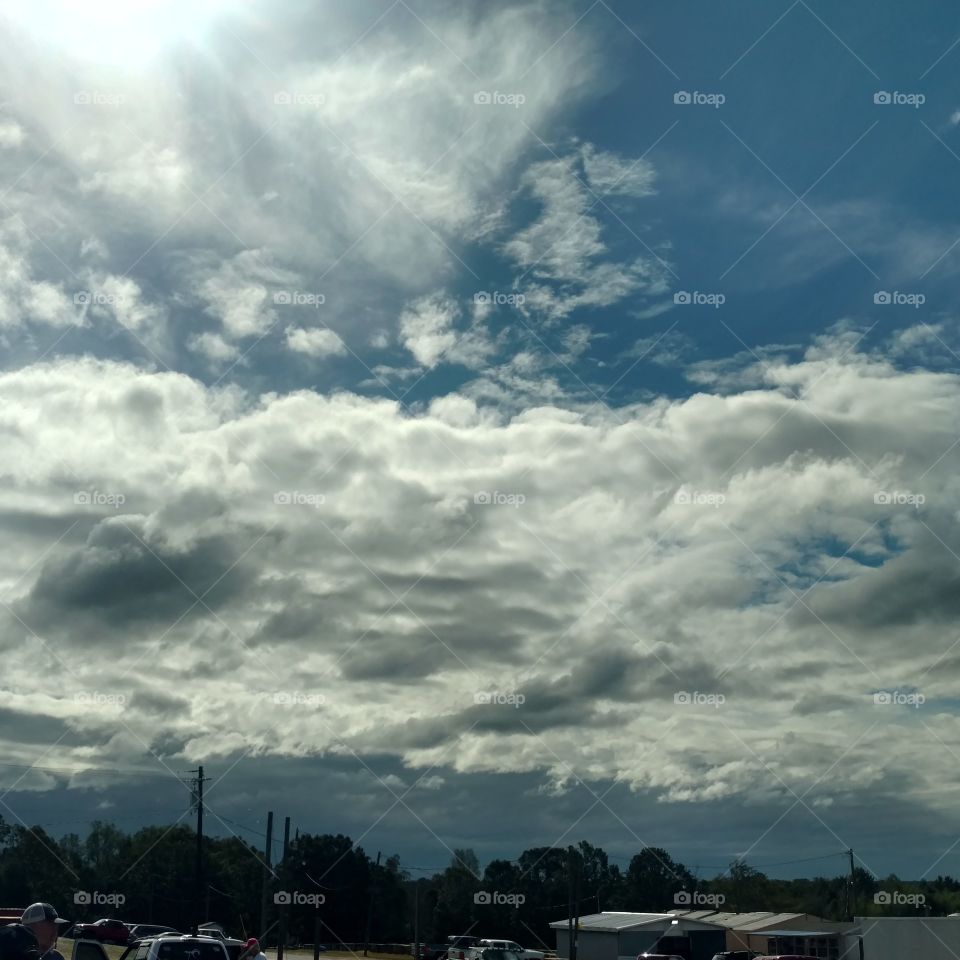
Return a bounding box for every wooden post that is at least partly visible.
[278,817,291,960]
[261,812,274,940]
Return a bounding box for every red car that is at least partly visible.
[71,919,131,945]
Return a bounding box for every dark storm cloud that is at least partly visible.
[16,517,256,640]
[130,688,192,715]
[790,692,862,716]
[0,705,78,745]
[795,535,960,631]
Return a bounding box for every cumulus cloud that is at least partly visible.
[0,345,957,824]
[285,326,347,358]
[399,293,496,369]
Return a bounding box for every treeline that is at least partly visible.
[2,819,958,948]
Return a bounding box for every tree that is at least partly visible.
[432,849,481,938]
[619,848,694,912]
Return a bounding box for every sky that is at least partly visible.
[2,0,960,888]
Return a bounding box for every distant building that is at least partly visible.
[842,916,960,960]
[671,908,853,958]
[548,912,726,960]
[550,910,854,960]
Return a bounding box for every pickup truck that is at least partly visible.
[69,919,131,946]
[71,934,232,960]
[475,940,544,960]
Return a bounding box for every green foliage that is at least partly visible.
[0,815,956,949]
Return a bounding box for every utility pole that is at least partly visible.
[363,851,381,957]
[413,880,420,960]
[261,812,274,940]
[573,851,580,960]
[190,766,208,936]
[278,817,291,960]
[848,848,856,922]
[567,847,580,960]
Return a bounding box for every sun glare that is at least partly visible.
[4,0,233,65]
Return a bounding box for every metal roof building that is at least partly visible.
[669,909,854,958]
[549,912,727,960]
[550,909,854,960]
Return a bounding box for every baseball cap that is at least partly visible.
[244,939,259,951]
[21,903,69,925]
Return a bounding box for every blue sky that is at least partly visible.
[2,0,960,888]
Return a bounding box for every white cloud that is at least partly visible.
[188,331,239,361]
[503,146,669,321]
[0,219,80,329]
[0,120,25,149]
[399,293,496,370]
[285,326,347,358]
[400,295,459,368]
[0,349,959,819]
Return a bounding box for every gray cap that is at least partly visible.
[21,903,69,925]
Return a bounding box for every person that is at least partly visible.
[21,904,68,960]
[238,939,267,960]
[0,904,69,960]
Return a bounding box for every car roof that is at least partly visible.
[146,935,226,943]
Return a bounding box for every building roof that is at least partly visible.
[548,912,725,932]
[670,910,810,930]
[761,930,838,938]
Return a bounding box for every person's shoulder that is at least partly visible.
[0,925,41,960]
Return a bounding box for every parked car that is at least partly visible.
[128,927,180,941]
[638,955,685,960]
[753,956,819,960]
[70,919,131,945]
[470,949,521,960]
[477,940,544,960]
[120,934,232,960]
[72,936,232,960]
[417,945,448,960]
[447,936,481,960]
[712,954,760,960]
[219,937,248,960]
